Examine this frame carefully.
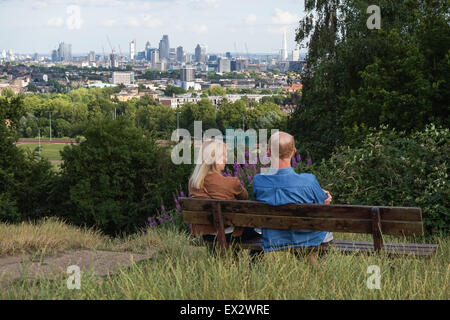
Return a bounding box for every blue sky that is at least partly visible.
[0,0,306,55]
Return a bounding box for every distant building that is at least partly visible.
[130,40,136,61]
[110,54,119,68]
[195,44,207,63]
[176,46,185,63]
[88,51,96,63]
[280,30,288,61]
[112,72,135,85]
[159,35,170,60]
[218,57,231,73]
[181,67,195,82]
[150,49,160,65]
[51,50,58,62]
[292,46,300,62]
[145,41,151,61]
[285,83,303,93]
[57,42,72,62]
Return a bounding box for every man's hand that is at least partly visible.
[323,190,332,204]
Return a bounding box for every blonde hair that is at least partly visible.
[189,139,226,190]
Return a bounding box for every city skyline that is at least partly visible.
[0,0,306,55]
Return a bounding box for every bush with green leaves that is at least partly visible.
[0,122,55,223]
[298,125,449,235]
[53,117,192,236]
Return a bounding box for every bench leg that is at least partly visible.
[371,207,384,252]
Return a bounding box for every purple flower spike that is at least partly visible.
[296,153,302,162]
[307,157,312,166]
[161,205,166,213]
[157,217,164,223]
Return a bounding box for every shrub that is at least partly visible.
[0,123,54,223]
[299,125,449,235]
[53,117,192,236]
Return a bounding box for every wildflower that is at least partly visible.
[307,157,312,166]
[161,205,166,213]
[296,153,302,162]
[157,217,164,223]
[180,191,185,198]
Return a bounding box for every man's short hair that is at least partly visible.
[269,131,295,160]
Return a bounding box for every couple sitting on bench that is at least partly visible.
[188,131,333,253]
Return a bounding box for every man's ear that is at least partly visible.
[292,148,297,158]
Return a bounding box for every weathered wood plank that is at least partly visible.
[180,198,422,222]
[215,239,438,256]
[183,211,424,236]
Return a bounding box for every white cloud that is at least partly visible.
[272,8,299,25]
[193,24,208,34]
[47,17,64,27]
[267,26,286,35]
[245,14,257,25]
[142,14,163,28]
[127,16,140,27]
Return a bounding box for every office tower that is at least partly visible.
[159,35,169,60]
[169,48,176,61]
[57,42,72,62]
[145,41,151,61]
[280,29,288,61]
[130,40,136,61]
[226,52,231,60]
[176,46,185,63]
[234,58,248,71]
[88,51,96,63]
[110,53,119,68]
[195,44,207,62]
[218,57,231,73]
[150,49,160,65]
[51,50,58,62]
[292,45,300,61]
[181,67,195,82]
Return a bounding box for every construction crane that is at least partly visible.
[106,35,115,55]
[245,42,249,59]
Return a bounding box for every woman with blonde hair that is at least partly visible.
[188,139,261,244]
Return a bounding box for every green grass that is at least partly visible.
[16,143,68,161]
[0,219,448,300]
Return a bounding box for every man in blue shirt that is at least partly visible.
[253,132,333,253]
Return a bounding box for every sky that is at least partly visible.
[0,0,306,56]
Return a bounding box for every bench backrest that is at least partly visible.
[180,198,424,250]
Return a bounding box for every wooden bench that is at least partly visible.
[180,198,439,257]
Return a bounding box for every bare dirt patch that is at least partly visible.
[0,248,158,285]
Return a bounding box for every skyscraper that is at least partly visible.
[280,29,288,61]
[159,35,169,60]
[195,44,207,63]
[292,45,300,62]
[176,46,185,63]
[130,40,136,61]
[145,41,151,61]
[57,42,72,62]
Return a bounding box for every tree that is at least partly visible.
[207,85,226,96]
[289,0,450,159]
[164,85,186,97]
[54,118,191,235]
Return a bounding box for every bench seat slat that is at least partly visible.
[180,198,423,222]
[183,211,424,236]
